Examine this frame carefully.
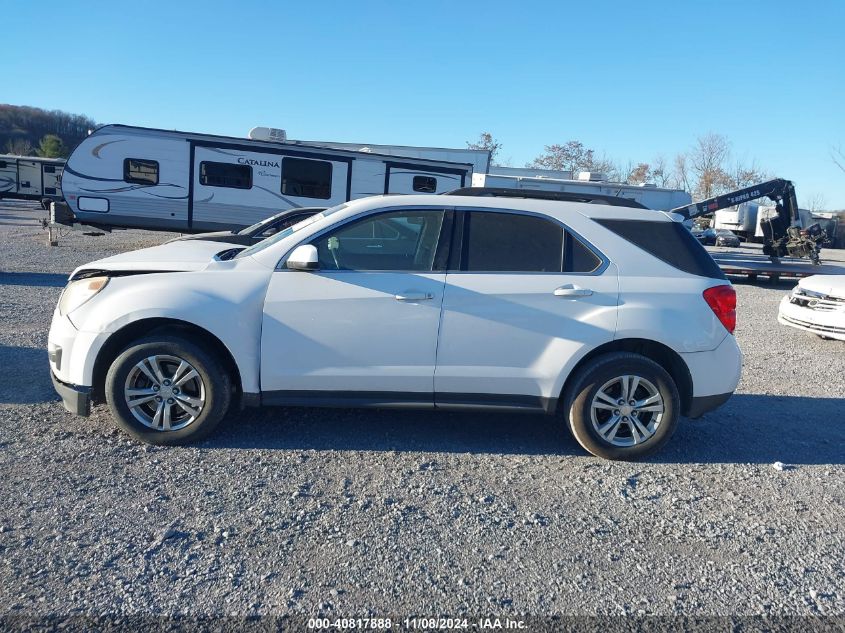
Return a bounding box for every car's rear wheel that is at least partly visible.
[104,335,231,445]
[564,352,680,460]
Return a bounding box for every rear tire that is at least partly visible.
[563,352,680,460]
[104,335,231,445]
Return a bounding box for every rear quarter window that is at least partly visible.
[595,219,726,280]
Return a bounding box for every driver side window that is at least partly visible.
[311,210,446,271]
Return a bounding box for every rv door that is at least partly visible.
[18,160,42,196]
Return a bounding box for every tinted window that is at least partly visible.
[0,161,7,169]
[463,212,563,272]
[413,175,437,193]
[200,161,252,189]
[124,158,159,185]
[566,232,602,273]
[255,212,316,238]
[44,165,56,174]
[596,219,726,279]
[312,210,445,271]
[282,158,332,199]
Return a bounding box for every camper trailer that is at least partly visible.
[472,166,691,210]
[60,125,481,232]
[0,155,65,207]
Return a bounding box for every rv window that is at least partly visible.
[281,158,332,199]
[0,161,8,169]
[124,158,159,185]
[413,176,437,193]
[199,162,252,189]
[44,166,56,174]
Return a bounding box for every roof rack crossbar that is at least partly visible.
[444,187,646,209]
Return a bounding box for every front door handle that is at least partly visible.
[395,291,434,301]
[554,284,593,298]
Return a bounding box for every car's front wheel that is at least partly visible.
[104,335,231,445]
[564,352,680,460]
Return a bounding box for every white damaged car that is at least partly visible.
[778,275,845,341]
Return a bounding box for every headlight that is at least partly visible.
[58,276,109,316]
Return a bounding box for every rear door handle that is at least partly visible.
[395,292,434,301]
[554,284,593,297]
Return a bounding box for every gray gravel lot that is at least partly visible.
[0,201,843,623]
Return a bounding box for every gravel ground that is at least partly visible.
[0,201,843,626]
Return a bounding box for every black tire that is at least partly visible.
[563,352,680,460]
[104,335,231,445]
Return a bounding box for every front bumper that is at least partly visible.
[778,295,845,341]
[51,371,91,416]
[686,392,733,418]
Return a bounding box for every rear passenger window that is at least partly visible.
[566,232,602,273]
[124,158,159,185]
[463,212,563,272]
[200,161,252,189]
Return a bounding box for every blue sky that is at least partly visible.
[6,0,845,207]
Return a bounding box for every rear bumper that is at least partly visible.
[686,392,732,418]
[51,371,91,416]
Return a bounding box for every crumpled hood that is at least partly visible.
[797,274,845,299]
[69,240,237,277]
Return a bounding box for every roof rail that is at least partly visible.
[444,187,647,209]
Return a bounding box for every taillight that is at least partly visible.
[703,285,736,334]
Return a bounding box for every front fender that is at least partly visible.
[66,268,271,392]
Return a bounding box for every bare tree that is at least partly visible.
[5,138,34,155]
[832,145,845,175]
[466,132,503,165]
[672,153,692,192]
[806,192,827,212]
[689,133,732,198]
[727,158,768,189]
[651,155,670,187]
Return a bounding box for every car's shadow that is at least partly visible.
[0,347,59,405]
[205,393,844,466]
[0,272,67,287]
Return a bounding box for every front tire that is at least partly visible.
[563,352,680,460]
[104,335,231,445]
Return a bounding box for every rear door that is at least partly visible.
[434,209,619,409]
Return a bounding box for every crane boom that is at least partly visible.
[670,179,824,265]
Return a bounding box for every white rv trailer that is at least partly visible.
[0,155,65,207]
[61,125,480,232]
[473,166,692,210]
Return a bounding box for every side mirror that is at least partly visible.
[286,244,319,271]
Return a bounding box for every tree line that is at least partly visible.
[467,131,770,202]
[0,104,97,158]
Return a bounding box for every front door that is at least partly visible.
[260,208,451,405]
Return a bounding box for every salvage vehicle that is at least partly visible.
[48,189,741,460]
[166,207,324,247]
[778,275,845,341]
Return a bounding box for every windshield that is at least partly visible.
[235,203,349,258]
[238,210,289,236]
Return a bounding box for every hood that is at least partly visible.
[167,231,237,242]
[797,275,845,299]
[69,240,243,278]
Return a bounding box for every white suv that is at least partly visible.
[48,191,741,460]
